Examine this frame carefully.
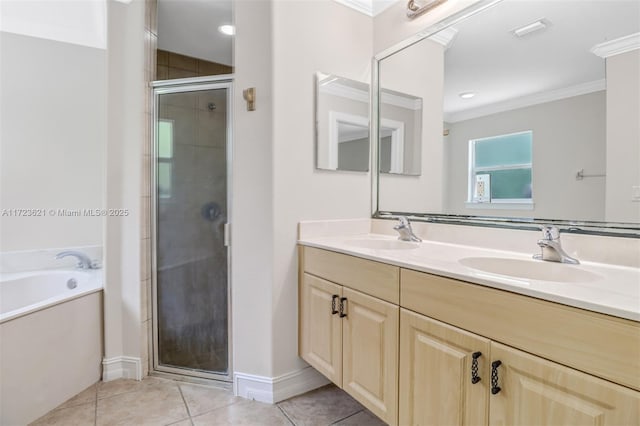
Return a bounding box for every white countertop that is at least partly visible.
[299,233,640,322]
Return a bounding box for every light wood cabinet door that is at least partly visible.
[342,287,399,425]
[299,273,343,386]
[489,342,640,426]
[399,309,491,426]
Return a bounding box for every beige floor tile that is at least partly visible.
[332,409,387,426]
[30,402,96,426]
[166,418,193,426]
[179,383,239,417]
[97,376,169,400]
[191,399,291,426]
[96,380,188,426]
[56,383,97,410]
[277,385,363,426]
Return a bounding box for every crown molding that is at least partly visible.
[332,0,397,17]
[591,32,640,58]
[428,26,458,49]
[320,82,369,103]
[321,82,423,110]
[445,79,606,123]
[381,90,423,110]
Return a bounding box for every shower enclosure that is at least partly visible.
[152,78,232,381]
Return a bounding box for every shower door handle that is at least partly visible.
[224,223,230,247]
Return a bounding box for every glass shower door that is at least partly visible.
[152,81,231,380]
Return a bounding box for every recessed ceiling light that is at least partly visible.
[218,25,235,36]
[459,92,476,99]
[511,19,550,38]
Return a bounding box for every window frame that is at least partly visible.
[467,130,533,209]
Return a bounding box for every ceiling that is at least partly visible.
[157,0,233,66]
[442,0,640,121]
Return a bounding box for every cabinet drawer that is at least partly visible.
[401,268,640,391]
[302,246,399,304]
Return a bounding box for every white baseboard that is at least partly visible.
[234,367,330,404]
[102,356,142,381]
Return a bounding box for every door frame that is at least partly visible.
[151,75,233,382]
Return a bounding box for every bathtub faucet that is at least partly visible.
[55,251,100,269]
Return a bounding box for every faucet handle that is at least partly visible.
[395,216,410,229]
[540,225,560,241]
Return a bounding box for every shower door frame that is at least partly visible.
[151,76,233,382]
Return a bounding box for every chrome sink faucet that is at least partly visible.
[394,216,422,242]
[533,226,579,264]
[55,250,100,269]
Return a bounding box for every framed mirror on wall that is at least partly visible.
[315,72,423,175]
[315,72,370,172]
[372,0,640,235]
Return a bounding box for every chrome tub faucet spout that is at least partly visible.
[55,250,100,269]
[394,216,422,242]
[533,225,579,264]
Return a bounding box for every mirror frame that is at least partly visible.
[370,0,640,238]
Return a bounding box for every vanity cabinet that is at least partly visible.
[299,247,400,424]
[399,309,639,425]
[401,268,640,425]
[299,246,640,425]
[489,342,639,426]
[399,309,490,425]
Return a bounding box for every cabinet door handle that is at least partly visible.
[471,351,482,384]
[491,360,502,394]
[331,295,339,315]
[339,297,348,318]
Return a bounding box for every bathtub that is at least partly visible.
[0,269,103,425]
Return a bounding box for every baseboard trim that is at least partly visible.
[102,356,142,381]
[234,367,330,404]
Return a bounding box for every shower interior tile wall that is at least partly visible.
[156,93,228,269]
[156,90,229,373]
[157,50,233,80]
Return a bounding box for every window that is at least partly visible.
[468,131,532,207]
[157,119,173,198]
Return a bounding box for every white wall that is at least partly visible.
[232,0,276,378]
[445,91,606,221]
[605,49,640,223]
[103,0,145,376]
[0,32,106,252]
[378,38,445,213]
[271,0,373,377]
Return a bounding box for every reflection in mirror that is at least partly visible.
[316,72,370,172]
[380,89,423,175]
[315,72,423,174]
[376,0,640,228]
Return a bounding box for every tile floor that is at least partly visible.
[30,377,386,426]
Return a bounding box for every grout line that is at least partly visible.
[276,405,296,426]
[188,399,241,420]
[177,383,192,418]
[330,409,365,425]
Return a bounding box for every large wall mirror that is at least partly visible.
[374,0,640,234]
[316,71,423,174]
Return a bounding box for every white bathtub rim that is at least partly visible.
[0,269,103,324]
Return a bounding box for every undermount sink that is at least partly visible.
[346,239,420,250]
[459,257,603,283]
